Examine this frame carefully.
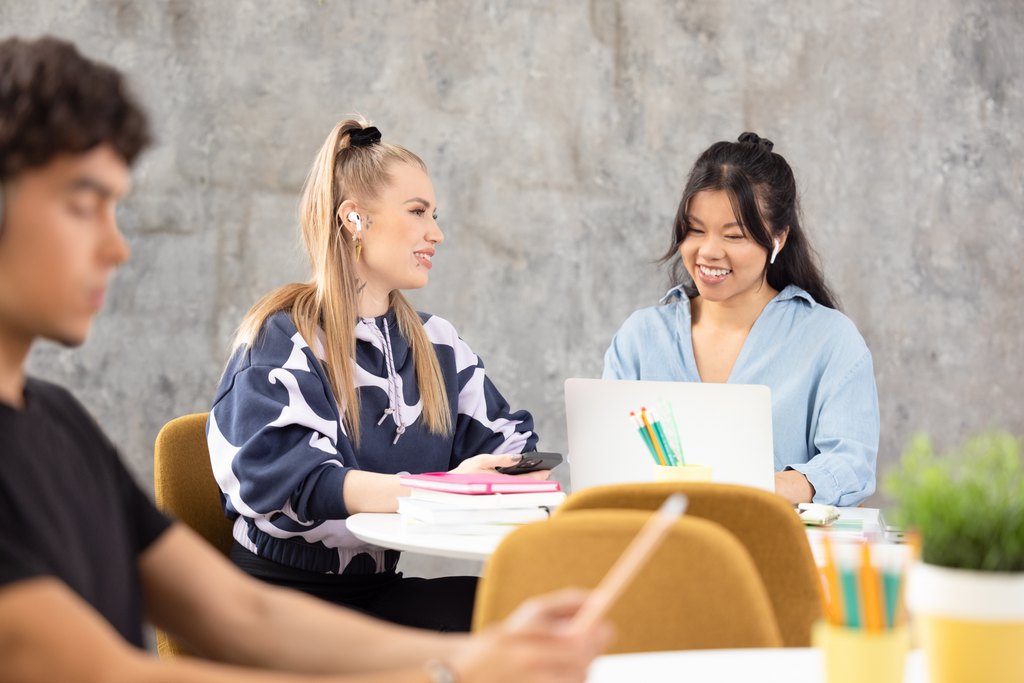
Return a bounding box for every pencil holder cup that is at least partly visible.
[813,621,909,683]
[652,464,712,482]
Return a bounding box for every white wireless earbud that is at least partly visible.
[347,211,362,238]
[769,238,781,265]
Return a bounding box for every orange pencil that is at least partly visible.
[821,536,844,626]
[639,407,668,466]
[906,529,923,562]
[860,542,883,632]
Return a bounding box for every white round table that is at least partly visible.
[346,512,507,561]
[346,507,886,562]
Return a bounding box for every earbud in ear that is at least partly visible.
[347,211,362,240]
[769,238,781,265]
[347,211,364,261]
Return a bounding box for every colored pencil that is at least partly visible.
[821,535,844,626]
[649,413,678,466]
[639,407,668,466]
[839,566,861,628]
[630,412,660,464]
[882,569,902,629]
[859,542,883,632]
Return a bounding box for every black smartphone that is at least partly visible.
[495,451,564,475]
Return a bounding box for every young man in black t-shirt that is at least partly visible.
[0,36,611,683]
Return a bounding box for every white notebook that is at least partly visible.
[398,497,552,525]
[407,488,567,509]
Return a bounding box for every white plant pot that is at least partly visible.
[907,562,1024,683]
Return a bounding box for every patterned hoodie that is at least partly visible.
[207,310,537,574]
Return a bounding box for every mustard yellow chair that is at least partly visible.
[153,412,233,658]
[556,482,823,646]
[474,510,783,652]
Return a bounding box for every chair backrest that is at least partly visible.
[474,510,783,652]
[153,412,232,658]
[154,412,232,554]
[556,482,823,646]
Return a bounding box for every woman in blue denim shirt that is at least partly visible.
[604,133,879,506]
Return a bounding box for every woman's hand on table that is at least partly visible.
[775,469,815,504]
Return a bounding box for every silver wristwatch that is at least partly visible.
[423,660,459,683]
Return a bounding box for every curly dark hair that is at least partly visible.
[0,35,151,183]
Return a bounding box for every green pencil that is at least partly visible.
[651,417,678,466]
[630,411,660,464]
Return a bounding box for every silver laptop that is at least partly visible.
[564,378,775,493]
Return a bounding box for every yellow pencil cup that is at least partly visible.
[813,621,909,683]
[652,463,712,482]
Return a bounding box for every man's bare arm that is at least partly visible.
[138,524,464,672]
[0,577,431,683]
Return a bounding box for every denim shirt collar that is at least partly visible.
[659,284,688,305]
[659,283,816,307]
[774,284,817,307]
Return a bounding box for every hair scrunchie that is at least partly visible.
[738,131,774,152]
[349,126,382,147]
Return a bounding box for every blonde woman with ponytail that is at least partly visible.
[206,118,540,632]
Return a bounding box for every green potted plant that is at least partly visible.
[885,430,1024,683]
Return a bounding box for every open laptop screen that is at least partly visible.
[564,378,775,493]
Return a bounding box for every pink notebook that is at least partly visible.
[399,472,561,495]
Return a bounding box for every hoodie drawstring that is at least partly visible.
[365,317,406,445]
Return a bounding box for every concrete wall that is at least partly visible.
[5,0,1022,577]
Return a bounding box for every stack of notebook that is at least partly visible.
[397,473,566,535]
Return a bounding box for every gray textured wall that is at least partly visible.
[5,0,1022,577]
